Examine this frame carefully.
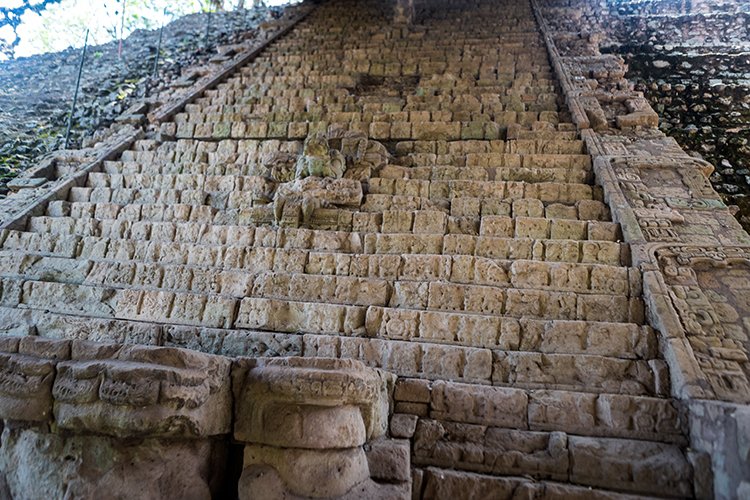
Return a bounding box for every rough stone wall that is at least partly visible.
[540,0,750,229]
[0,0,748,498]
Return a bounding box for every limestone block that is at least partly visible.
[494,352,654,395]
[588,221,621,241]
[239,444,369,499]
[53,342,232,438]
[589,266,628,294]
[232,357,393,447]
[547,263,589,290]
[577,294,629,322]
[22,281,117,318]
[0,427,221,500]
[394,378,431,403]
[580,241,622,265]
[428,282,465,311]
[550,219,587,240]
[0,336,68,421]
[420,468,519,499]
[479,216,513,237]
[375,233,443,255]
[451,197,482,217]
[481,198,512,217]
[413,122,460,141]
[545,203,578,220]
[413,419,568,479]
[512,199,544,218]
[365,438,411,482]
[390,413,418,438]
[430,380,528,429]
[577,199,610,221]
[382,210,414,233]
[463,285,504,315]
[236,297,366,335]
[413,210,448,234]
[386,281,425,309]
[568,436,693,497]
[510,260,550,288]
[515,217,550,239]
[400,255,451,282]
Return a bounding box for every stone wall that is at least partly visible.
[0,336,407,499]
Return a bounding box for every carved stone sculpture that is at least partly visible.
[294,132,346,180]
[263,132,374,225]
[232,357,404,499]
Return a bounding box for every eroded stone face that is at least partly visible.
[0,336,68,422]
[232,357,393,447]
[0,427,222,500]
[53,343,232,438]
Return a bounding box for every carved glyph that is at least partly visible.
[655,245,750,403]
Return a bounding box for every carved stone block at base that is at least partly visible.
[53,342,232,438]
[239,444,370,498]
[232,357,393,447]
[0,336,70,422]
[232,357,405,499]
[0,426,225,500]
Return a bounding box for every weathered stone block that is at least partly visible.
[0,336,64,422]
[0,427,222,500]
[240,444,369,498]
[232,357,393,447]
[568,436,693,497]
[53,342,232,438]
[365,438,411,482]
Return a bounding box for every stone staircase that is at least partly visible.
[0,0,699,497]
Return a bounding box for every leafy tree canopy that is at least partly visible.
[0,0,232,60]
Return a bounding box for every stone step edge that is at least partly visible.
[0,276,645,333]
[412,463,690,499]
[0,250,640,299]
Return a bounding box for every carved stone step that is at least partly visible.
[50,200,619,240]
[415,467,654,500]
[8,224,627,265]
[367,178,595,204]
[376,165,591,184]
[411,425,692,497]
[366,306,648,350]
[0,247,639,297]
[391,378,684,443]
[0,305,652,364]
[301,333,664,396]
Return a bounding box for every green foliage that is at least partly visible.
[1,0,219,59]
[0,0,64,58]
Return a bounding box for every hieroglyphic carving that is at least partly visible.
[607,157,728,243]
[0,336,68,421]
[655,245,750,403]
[53,342,232,437]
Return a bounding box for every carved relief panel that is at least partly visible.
[656,245,750,403]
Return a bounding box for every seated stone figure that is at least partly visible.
[329,129,391,174]
[294,132,346,179]
[264,132,365,225]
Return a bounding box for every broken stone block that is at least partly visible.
[53,342,232,438]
